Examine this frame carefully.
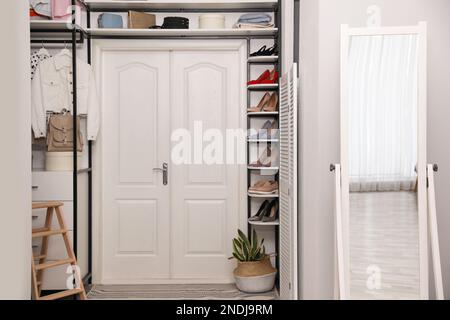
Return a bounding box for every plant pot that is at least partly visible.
[233,256,277,293]
[235,272,277,293]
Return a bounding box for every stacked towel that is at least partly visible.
[234,13,274,29]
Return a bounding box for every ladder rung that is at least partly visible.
[33,254,46,260]
[32,229,67,238]
[32,202,64,210]
[32,227,50,233]
[35,259,74,271]
[37,281,42,287]
[39,288,83,300]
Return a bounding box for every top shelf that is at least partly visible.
[82,0,278,11]
[30,20,86,32]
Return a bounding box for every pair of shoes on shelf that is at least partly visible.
[247,92,279,113]
[248,147,278,168]
[249,199,279,223]
[250,44,278,57]
[249,180,279,195]
[248,69,279,85]
[248,120,278,139]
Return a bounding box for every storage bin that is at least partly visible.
[199,14,226,29]
[45,152,82,172]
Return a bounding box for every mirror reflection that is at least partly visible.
[347,34,420,299]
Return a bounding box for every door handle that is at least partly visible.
[153,163,168,185]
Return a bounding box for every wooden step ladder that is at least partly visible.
[31,202,87,300]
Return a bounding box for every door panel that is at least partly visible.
[102,51,171,281]
[171,51,242,281]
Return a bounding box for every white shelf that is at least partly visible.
[247,111,279,117]
[83,0,278,10]
[247,139,279,143]
[30,20,85,32]
[248,56,279,63]
[248,220,279,226]
[87,27,278,37]
[248,193,279,198]
[247,167,279,171]
[247,83,279,90]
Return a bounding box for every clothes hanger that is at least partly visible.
[37,40,50,57]
[57,41,72,57]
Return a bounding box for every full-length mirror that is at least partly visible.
[341,24,427,300]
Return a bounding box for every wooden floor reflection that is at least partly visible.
[349,191,420,300]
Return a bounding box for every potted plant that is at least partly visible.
[229,229,277,293]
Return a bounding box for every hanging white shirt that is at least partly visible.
[31,50,100,140]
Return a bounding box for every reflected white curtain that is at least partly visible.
[348,35,418,192]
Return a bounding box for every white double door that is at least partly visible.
[98,41,245,283]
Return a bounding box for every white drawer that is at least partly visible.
[32,202,73,230]
[33,231,73,261]
[32,171,73,201]
[38,263,75,291]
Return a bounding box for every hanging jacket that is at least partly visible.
[31,50,100,141]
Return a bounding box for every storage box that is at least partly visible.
[45,152,82,172]
[199,14,226,29]
[128,11,157,29]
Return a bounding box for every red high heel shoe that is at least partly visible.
[248,69,279,85]
[260,69,279,84]
[248,69,270,85]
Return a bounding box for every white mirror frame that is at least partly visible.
[339,22,428,300]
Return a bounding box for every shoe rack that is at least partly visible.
[246,32,280,275]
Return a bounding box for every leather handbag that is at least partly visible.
[128,11,156,29]
[98,13,123,28]
[47,112,83,152]
[162,17,189,29]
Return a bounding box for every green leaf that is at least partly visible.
[238,229,251,249]
[232,239,241,256]
[252,229,258,250]
[233,252,244,262]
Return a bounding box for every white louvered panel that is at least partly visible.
[279,64,298,300]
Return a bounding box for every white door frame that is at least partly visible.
[92,39,248,284]
[340,22,428,299]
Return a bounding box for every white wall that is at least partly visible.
[299,0,450,299]
[0,0,31,299]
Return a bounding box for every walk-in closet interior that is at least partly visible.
[28,0,298,300]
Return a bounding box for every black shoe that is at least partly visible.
[250,44,278,57]
[262,200,279,222]
[249,200,270,222]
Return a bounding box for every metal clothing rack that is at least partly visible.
[31,0,282,289]
[30,0,93,287]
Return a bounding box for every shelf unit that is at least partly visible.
[244,0,280,282]
[29,0,93,292]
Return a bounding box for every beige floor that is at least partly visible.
[349,191,420,300]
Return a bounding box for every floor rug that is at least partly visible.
[87,284,278,300]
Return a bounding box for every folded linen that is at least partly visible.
[234,22,275,29]
[238,13,272,24]
[29,0,52,18]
